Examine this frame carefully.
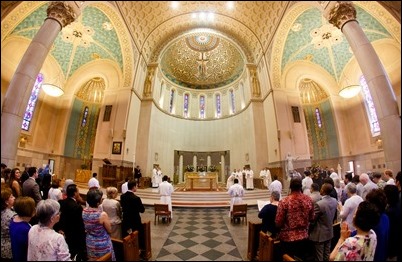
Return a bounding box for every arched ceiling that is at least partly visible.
[1,1,400,93]
[115,1,291,64]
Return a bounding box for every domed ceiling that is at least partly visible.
[160,30,245,89]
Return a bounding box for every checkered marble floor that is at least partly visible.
[143,206,260,261]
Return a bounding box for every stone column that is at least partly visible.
[221,153,225,182]
[322,1,401,171]
[207,155,211,169]
[1,1,83,167]
[193,155,197,171]
[179,153,183,183]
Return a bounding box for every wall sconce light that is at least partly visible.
[245,153,249,162]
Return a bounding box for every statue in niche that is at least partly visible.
[250,68,261,97]
[144,67,155,97]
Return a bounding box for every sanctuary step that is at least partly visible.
[76,183,289,208]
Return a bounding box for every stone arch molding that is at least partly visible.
[65,60,123,96]
[282,60,338,96]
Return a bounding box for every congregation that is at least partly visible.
[1,162,401,261]
[253,166,401,261]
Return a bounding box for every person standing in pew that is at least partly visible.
[120,180,146,256]
[275,177,315,261]
[309,183,338,261]
[258,190,280,237]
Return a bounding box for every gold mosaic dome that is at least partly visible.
[160,30,245,89]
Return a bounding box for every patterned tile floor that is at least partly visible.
[141,206,260,261]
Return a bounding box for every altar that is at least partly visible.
[184,172,218,191]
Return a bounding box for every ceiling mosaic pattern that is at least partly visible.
[9,3,123,78]
[281,5,392,81]
[160,31,245,89]
[116,1,288,63]
[2,1,399,94]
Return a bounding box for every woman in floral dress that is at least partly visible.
[1,187,16,261]
[330,201,380,261]
[82,188,115,261]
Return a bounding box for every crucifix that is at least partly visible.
[196,52,209,77]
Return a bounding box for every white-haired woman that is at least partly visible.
[27,199,71,261]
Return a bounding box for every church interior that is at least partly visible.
[1,1,401,185]
[1,1,401,261]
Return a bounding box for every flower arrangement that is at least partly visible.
[185,165,194,172]
[208,165,217,172]
[198,166,206,172]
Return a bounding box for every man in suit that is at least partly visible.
[120,180,145,249]
[309,183,338,261]
[134,165,142,183]
[22,166,42,204]
[55,184,87,261]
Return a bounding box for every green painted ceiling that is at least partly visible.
[281,6,391,80]
[11,3,123,78]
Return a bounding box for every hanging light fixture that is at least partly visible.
[339,70,361,99]
[41,83,64,97]
[42,71,64,97]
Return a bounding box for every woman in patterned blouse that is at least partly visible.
[330,201,380,261]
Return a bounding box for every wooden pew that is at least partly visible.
[111,231,140,261]
[111,221,152,261]
[247,220,262,261]
[142,220,152,261]
[258,231,281,261]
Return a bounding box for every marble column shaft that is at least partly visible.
[1,2,82,167]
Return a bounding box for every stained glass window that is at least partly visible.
[360,75,380,136]
[81,106,89,127]
[169,89,175,113]
[22,73,44,131]
[216,94,221,118]
[315,108,322,128]
[184,93,189,118]
[200,95,205,118]
[230,89,236,114]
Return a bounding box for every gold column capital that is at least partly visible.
[47,1,83,28]
[325,1,357,30]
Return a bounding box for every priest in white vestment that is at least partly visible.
[152,166,158,187]
[158,175,174,218]
[245,168,254,190]
[268,175,282,199]
[228,178,245,216]
[226,171,236,189]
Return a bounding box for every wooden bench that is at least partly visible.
[111,231,139,261]
[247,220,262,261]
[258,231,281,261]
[230,203,247,223]
[111,221,152,261]
[154,204,171,225]
[142,220,152,260]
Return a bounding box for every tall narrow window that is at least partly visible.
[230,89,236,114]
[22,73,44,131]
[103,105,112,122]
[81,106,89,127]
[169,89,175,113]
[216,93,221,118]
[360,75,380,136]
[292,106,301,123]
[200,95,205,118]
[184,93,189,118]
[315,108,322,128]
